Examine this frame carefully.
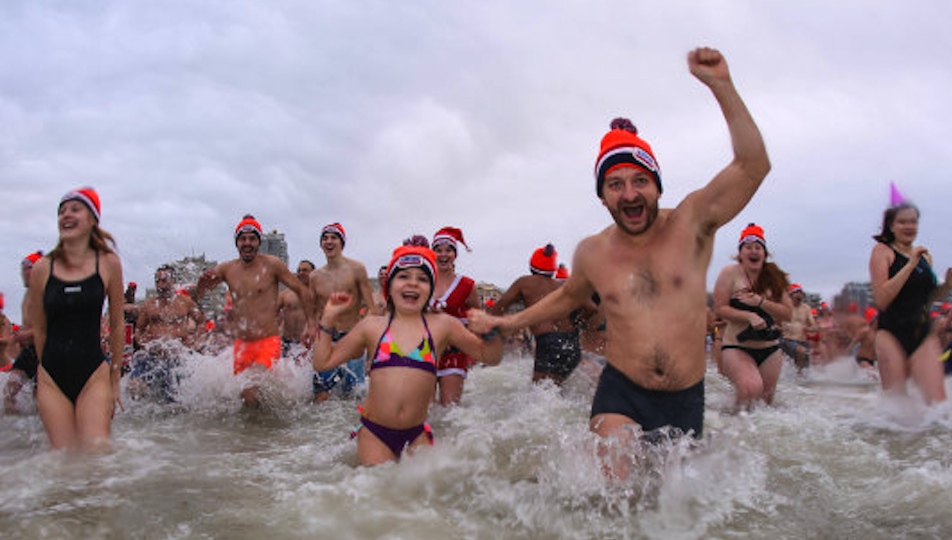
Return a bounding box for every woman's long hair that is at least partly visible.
[737,247,789,302]
[872,202,919,245]
[753,261,790,302]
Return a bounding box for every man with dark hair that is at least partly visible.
[470,48,770,459]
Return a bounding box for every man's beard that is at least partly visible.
[609,198,659,236]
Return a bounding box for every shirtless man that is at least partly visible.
[491,244,584,385]
[278,260,315,359]
[4,251,43,413]
[309,223,377,402]
[193,215,312,407]
[371,265,388,315]
[849,307,879,379]
[780,283,816,371]
[127,265,204,400]
[470,47,770,446]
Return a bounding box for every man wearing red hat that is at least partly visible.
[3,251,44,412]
[309,222,378,402]
[491,244,591,385]
[470,47,770,457]
[779,283,818,371]
[194,214,313,407]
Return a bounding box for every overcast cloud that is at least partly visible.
[2,1,951,322]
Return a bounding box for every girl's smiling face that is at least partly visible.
[389,267,432,311]
[57,200,95,240]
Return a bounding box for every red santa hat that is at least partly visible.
[789,283,803,295]
[60,187,102,221]
[594,118,662,197]
[321,223,346,247]
[555,264,570,281]
[385,245,437,301]
[530,244,558,276]
[432,226,471,252]
[738,223,766,249]
[234,214,263,242]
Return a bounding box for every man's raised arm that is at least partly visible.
[688,47,771,229]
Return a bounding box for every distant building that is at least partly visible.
[833,281,874,313]
[261,230,288,266]
[804,291,823,310]
[154,254,228,319]
[476,282,503,307]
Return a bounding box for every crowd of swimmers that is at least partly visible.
[1,47,951,474]
[0,192,606,461]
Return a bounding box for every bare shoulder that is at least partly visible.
[573,229,607,267]
[354,314,386,339]
[101,250,122,270]
[870,242,892,262]
[219,258,239,275]
[260,254,286,271]
[346,256,368,271]
[573,228,614,272]
[716,261,740,279]
[425,311,463,331]
[308,267,326,283]
[100,251,124,286]
[346,257,370,278]
[509,275,532,291]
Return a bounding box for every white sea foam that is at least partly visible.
[1,353,951,539]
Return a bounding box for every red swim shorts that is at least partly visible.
[437,348,472,378]
[233,335,281,374]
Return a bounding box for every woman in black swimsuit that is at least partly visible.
[29,188,125,451]
[869,202,951,403]
[714,223,792,409]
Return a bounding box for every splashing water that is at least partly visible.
[1,351,951,539]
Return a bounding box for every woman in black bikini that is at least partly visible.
[869,202,951,403]
[29,188,125,451]
[714,223,792,408]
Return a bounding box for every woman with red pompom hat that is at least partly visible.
[714,223,792,409]
[29,187,126,451]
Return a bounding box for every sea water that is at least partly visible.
[1,352,951,540]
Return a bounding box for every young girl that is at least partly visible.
[869,202,951,402]
[313,245,502,465]
[713,223,792,408]
[30,187,125,451]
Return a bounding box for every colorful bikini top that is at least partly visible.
[371,313,437,375]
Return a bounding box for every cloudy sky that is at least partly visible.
[2,1,951,322]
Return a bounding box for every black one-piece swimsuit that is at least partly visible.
[42,255,106,403]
